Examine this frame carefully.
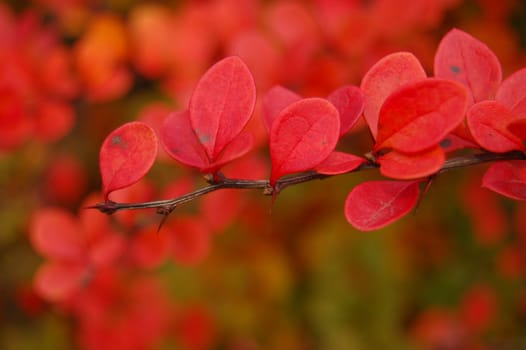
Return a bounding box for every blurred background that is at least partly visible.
[1,0,526,349]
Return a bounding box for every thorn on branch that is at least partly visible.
[156,205,176,232]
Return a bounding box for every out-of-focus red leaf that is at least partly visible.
[99,121,158,201]
[80,193,113,242]
[33,262,86,302]
[314,151,365,175]
[176,305,217,350]
[0,92,32,151]
[34,100,74,142]
[269,98,340,186]
[74,14,131,102]
[496,68,526,117]
[38,46,78,99]
[189,56,256,160]
[345,180,420,231]
[360,52,426,138]
[201,189,243,234]
[507,118,526,140]
[434,28,502,103]
[467,100,524,152]
[129,225,170,269]
[30,208,85,261]
[482,161,526,200]
[327,85,364,136]
[44,154,87,205]
[227,30,280,90]
[161,110,209,169]
[410,308,462,350]
[375,79,468,153]
[497,246,524,279]
[128,4,175,78]
[169,217,211,265]
[88,234,125,268]
[459,284,497,334]
[261,85,302,132]
[461,178,507,246]
[378,146,445,180]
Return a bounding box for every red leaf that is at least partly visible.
[378,146,445,180]
[88,234,126,268]
[314,151,366,175]
[33,262,86,302]
[345,180,420,231]
[262,85,302,132]
[189,56,256,160]
[269,98,340,186]
[375,79,468,153]
[482,161,526,200]
[467,100,524,152]
[205,132,253,173]
[360,52,426,138]
[434,28,502,103]
[460,285,497,334]
[508,118,526,140]
[201,189,243,234]
[129,225,170,269]
[169,217,211,265]
[34,100,74,142]
[30,208,85,261]
[440,123,479,152]
[100,121,158,201]
[327,85,364,136]
[496,68,526,117]
[161,110,209,169]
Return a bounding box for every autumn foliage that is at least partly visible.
[2,0,526,349]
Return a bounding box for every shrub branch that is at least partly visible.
[89,150,526,215]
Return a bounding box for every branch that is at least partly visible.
[89,150,526,215]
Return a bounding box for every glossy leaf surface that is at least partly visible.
[434,28,502,103]
[314,151,366,175]
[378,146,445,180]
[375,79,468,153]
[467,100,524,153]
[100,121,158,200]
[189,56,256,160]
[269,98,340,185]
[327,85,364,136]
[345,180,420,231]
[482,161,526,200]
[360,52,426,138]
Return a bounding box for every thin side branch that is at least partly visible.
[89,151,526,215]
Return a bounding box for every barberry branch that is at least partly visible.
[89,150,526,215]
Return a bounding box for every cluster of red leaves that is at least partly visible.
[347,28,526,230]
[29,187,225,349]
[17,1,526,348]
[98,28,526,232]
[0,3,77,152]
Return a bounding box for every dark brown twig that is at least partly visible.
[88,151,526,215]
